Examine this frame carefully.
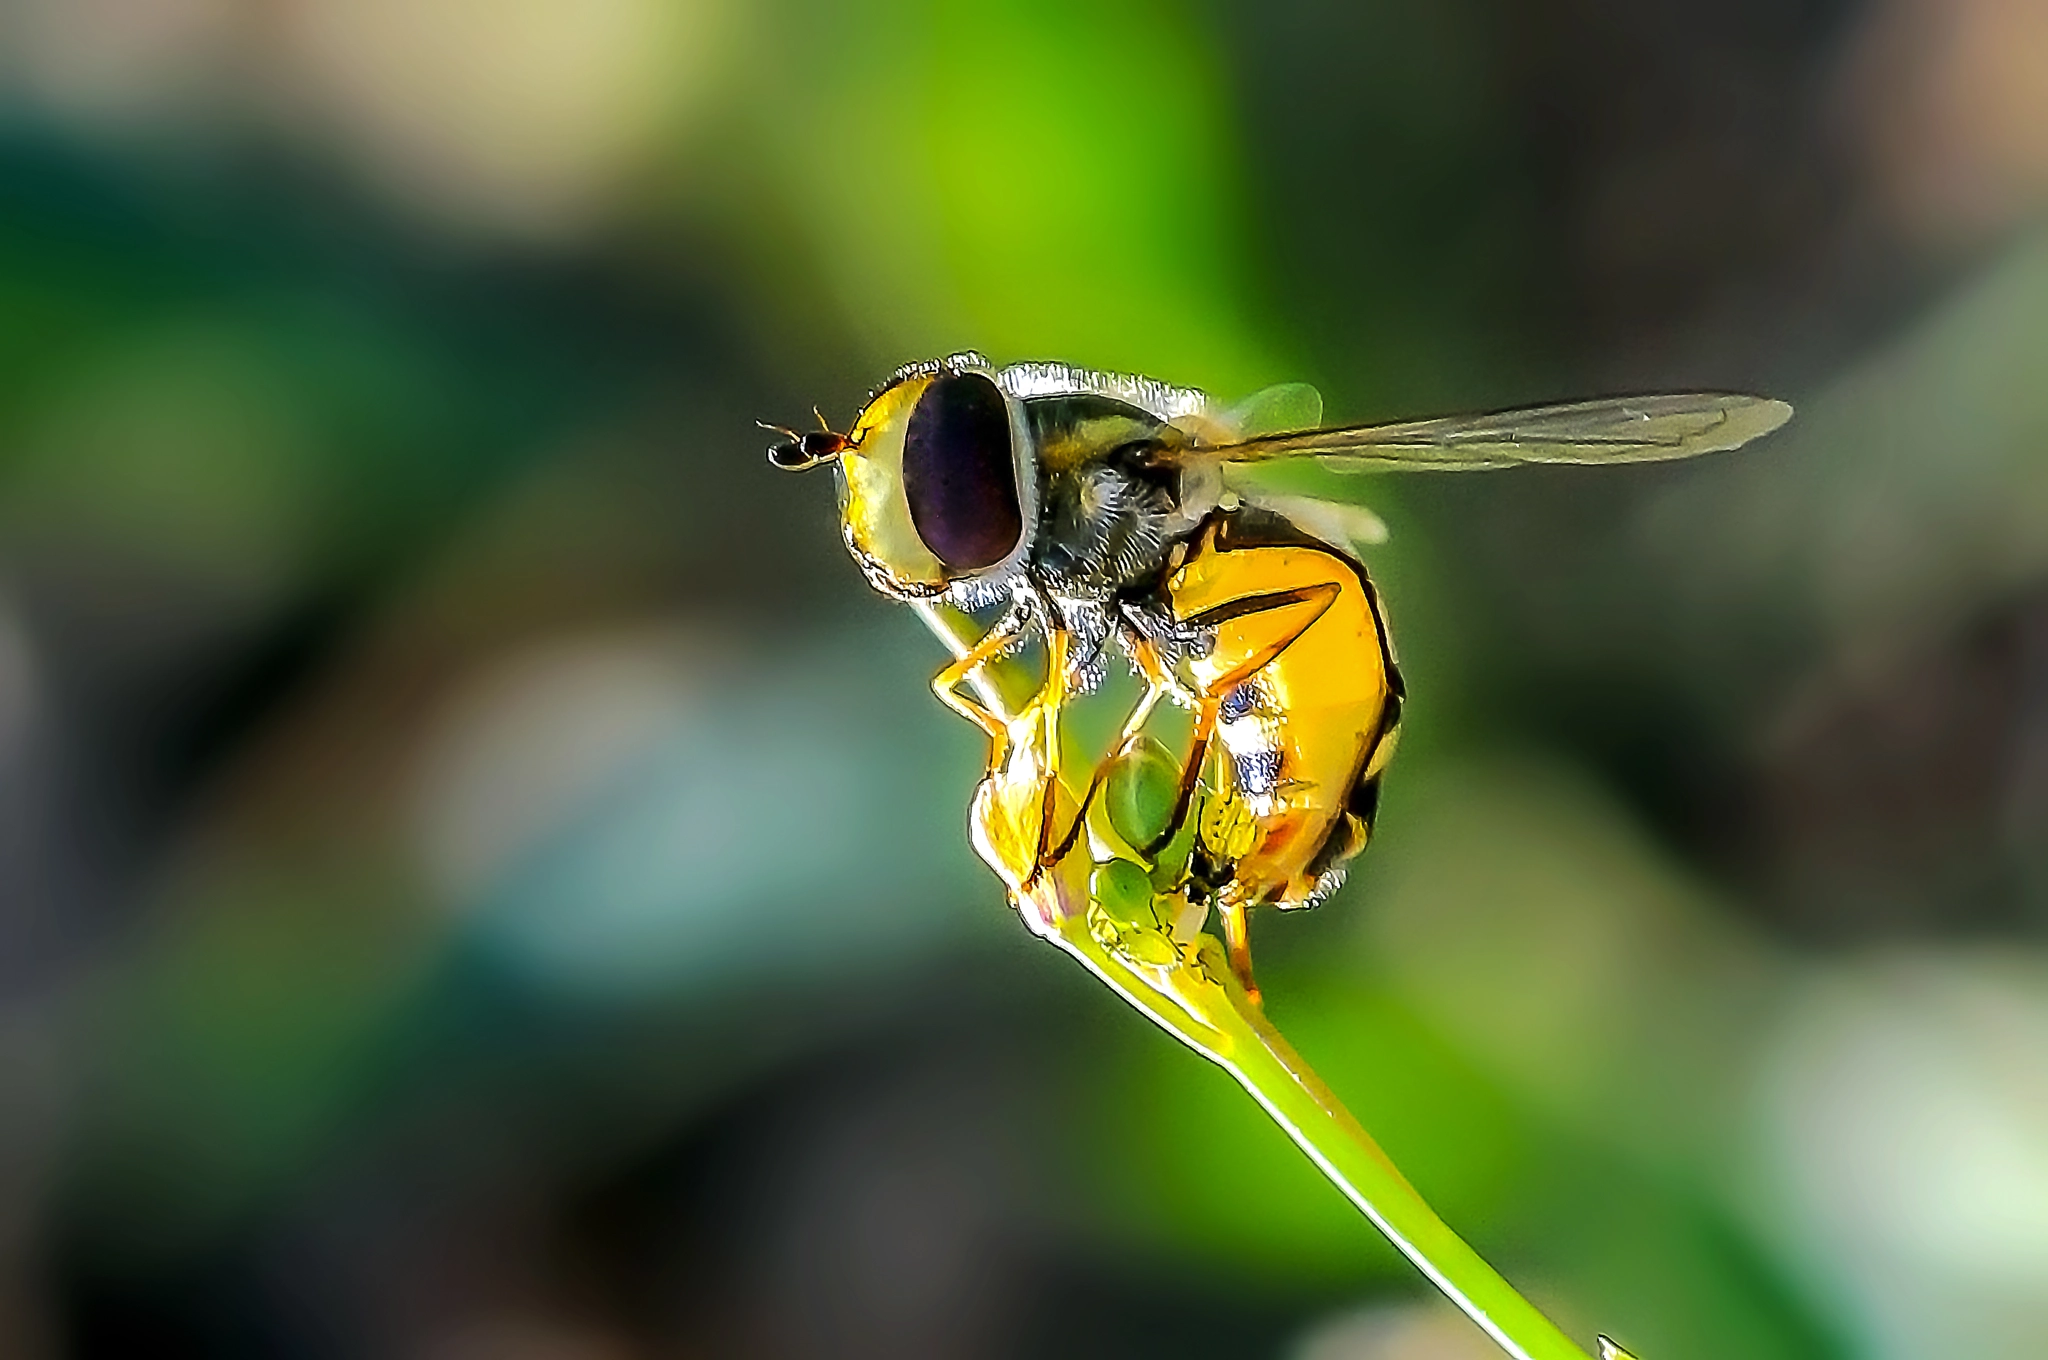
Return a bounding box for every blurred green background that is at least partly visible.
[1,0,2046,1357]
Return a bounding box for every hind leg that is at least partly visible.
[1168,577,1347,998]
[1218,896,1257,1004]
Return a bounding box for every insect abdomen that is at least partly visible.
[1167,512,1403,909]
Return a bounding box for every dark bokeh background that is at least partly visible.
[2,1,2046,1357]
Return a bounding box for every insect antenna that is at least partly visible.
[758,418,852,472]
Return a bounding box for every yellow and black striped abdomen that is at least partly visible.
[1165,512,1403,909]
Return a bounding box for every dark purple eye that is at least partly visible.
[902,372,1023,572]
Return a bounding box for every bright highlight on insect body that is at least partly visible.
[767,352,1791,1001]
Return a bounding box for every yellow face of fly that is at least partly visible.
[834,374,951,598]
[828,357,1038,601]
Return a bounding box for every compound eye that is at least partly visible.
[902,372,1023,573]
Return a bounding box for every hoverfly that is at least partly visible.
[766,353,1789,995]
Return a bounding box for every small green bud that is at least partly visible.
[1116,925,1180,968]
[1089,858,1158,929]
[1104,735,1182,851]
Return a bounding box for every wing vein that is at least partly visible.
[1182,393,1792,473]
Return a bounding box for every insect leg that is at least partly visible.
[1181,582,1341,691]
[1218,895,1259,1005]
[1044,619,1207,866]
[1044,675,1170,867]
[1161,579,1345,997]
[1148,697,1218,858]
[1116,602,1201,707]
[1030,624,1074,875]
[930,604,1032,743]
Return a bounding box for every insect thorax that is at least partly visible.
[1020,392,1212,603]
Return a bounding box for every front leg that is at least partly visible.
[928,602,1033,745]
[960,621,1090,900]
[1027,624,1076,878]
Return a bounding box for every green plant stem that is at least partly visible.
[1045,924,1595,1360]
[914,601,1604,1360]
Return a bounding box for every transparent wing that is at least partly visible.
[1220,381,1324,438]
[1169,380,1325,448]
[1230,489,1388,549]
[1190,393,1793,472]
